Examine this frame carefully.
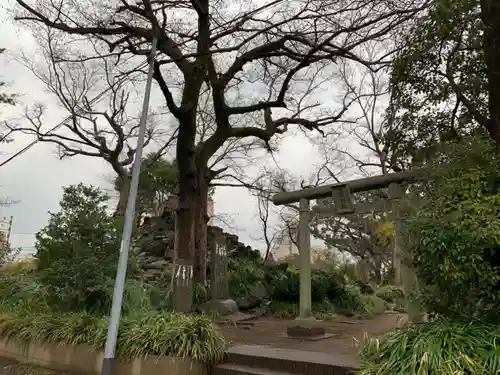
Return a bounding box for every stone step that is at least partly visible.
[214,363,294,375]
[223,345,359,375]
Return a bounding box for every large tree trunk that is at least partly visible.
[193,172,209,284]
[176,115,198,263]
[115,174,130,217]
[480,0,500,146]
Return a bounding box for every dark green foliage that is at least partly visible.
[355,281,375,295]
[193,282,209,306]
[360,295,388,317]
[358,318,500,375]
[387,0,484,168]
[263,301,339,320]
[403,137,500,321]
[380,267,396,285]
[0,272,49,312]
[34,184,138,314]
[375,285,405,304]
[228,258,262,300]
[114,154,177,215]
[263,263,365,314]
[263,294,386,319]
[0,231,20,265]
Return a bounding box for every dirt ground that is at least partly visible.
[0,360,70,375]
[219,312,407,357]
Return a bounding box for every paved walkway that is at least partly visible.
[219,313,407,357]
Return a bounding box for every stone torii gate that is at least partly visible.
[272,170,424,339]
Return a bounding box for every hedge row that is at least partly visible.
[0,308,226,363]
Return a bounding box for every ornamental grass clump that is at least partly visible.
[357,318,500,375]
[0,310,225,363]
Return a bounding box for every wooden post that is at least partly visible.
[298,198,312,318]
[6,216,12,245]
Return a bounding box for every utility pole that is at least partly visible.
[0,216,13,248]
[100,37,158,375]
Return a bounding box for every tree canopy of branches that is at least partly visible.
[9,37,177,215]
[310,189,395,283]
[0,48,17,146]
[14,0,428,286]
[0,49,16,108]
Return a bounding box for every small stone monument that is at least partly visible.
[201,229,238,316]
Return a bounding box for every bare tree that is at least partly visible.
[251,159,347,261]
[0,48,16,108]
[311,207,392,282]
[1,48,17,153]
[13,0,428,288]
[251,174,285,262]
[8,30,176,215]
[312,49,407,281]
[323,42,404,177]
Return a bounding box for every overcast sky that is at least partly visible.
[0,2,376,257]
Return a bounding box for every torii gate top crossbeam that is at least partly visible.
[272,169,423,206]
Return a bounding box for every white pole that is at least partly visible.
[100,37,158,375]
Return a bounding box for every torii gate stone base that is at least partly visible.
[272,170,423,339]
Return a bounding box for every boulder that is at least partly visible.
[236,281,267,310]
[147,259,169,269]
[200,299,239,316]
[250,281,267,299]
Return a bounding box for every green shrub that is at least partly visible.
[121,279,155,314]
[360,295,388,317]
[375,285,404,303]
[35,184,141,314]
[380,267,396,285]
[0,272,50,312]
[265,265,356,304]
[402,137,500,321]
[263,301,299,318]
[262,292,384,319]
[356,281,375,295]
[328,285,366,316]
[358,318,500,375]
[0,259,38,274]
[263,301,339,320]
[193,282,209,306]
[263,265,370,316]
[228,259,263,300]
[0,308,225,362]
